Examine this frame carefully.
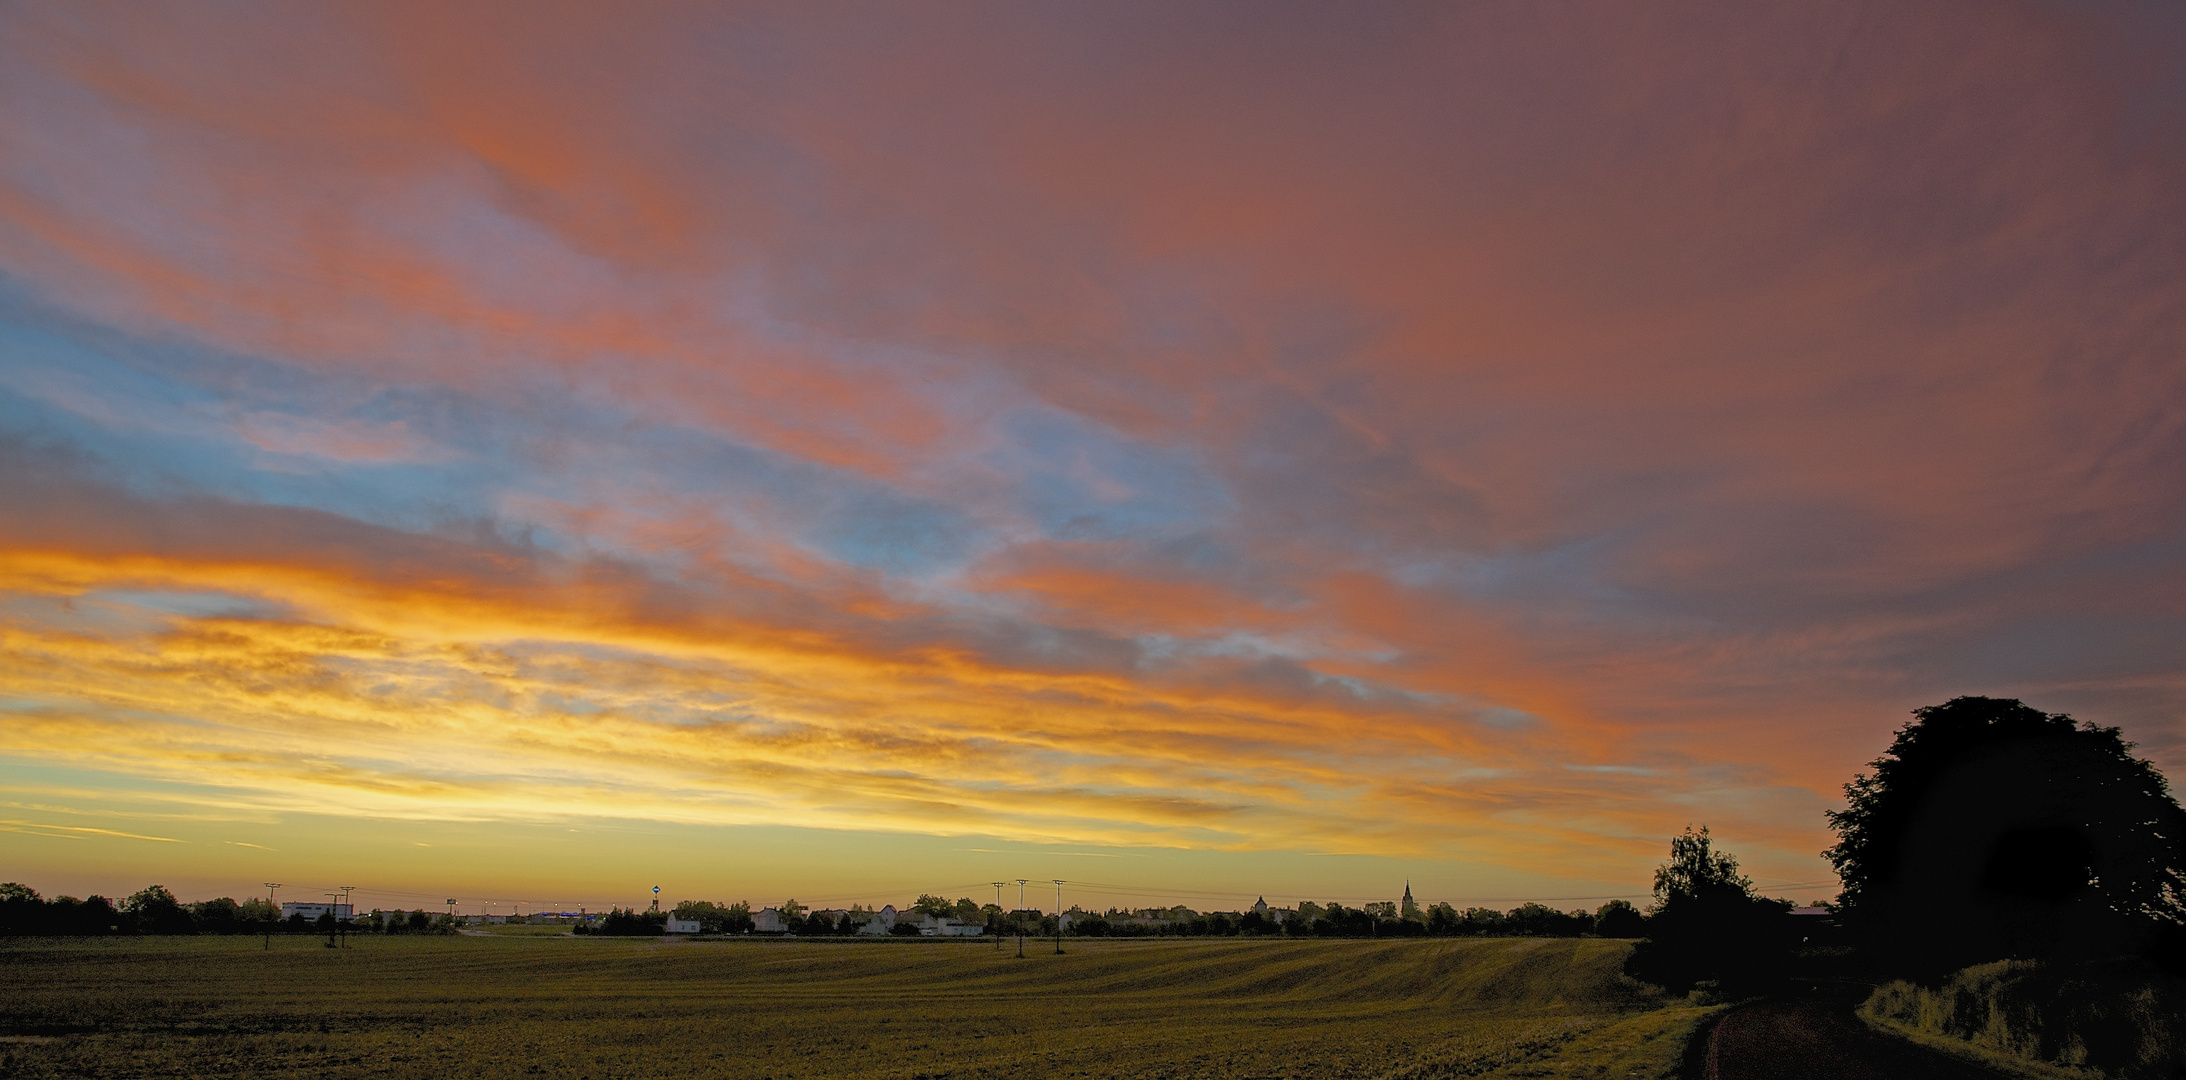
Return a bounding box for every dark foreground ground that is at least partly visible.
[1704,990,2024,1080]
[0,935,1712,1079]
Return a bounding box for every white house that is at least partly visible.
[665,916,703,934]
[856,904,900,935]
[279,902,353,920]
[752,906,788,933]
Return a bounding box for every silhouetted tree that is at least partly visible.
[1594,899,1645,938]
[123,885,195,935]
[0,883,45,935]
[1625,826,1794,993]
[189,897,243,934]
[1425,903,1460,936]
[1458,907,1506,936]
[60,895,121,935]
[595,907,666,935]
[1825,697,2186,977]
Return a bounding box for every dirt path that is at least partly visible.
[1705,997,2018,1080]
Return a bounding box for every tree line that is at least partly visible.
[570,892,1651,939]
[0,884,458,936]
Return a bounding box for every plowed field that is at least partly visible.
[1,936,1710,1078]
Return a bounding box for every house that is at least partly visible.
[922,914,983,936]
[665,916,703,934]
[856,904,902,935]
[279,902,353,920]
[752,906,788,933]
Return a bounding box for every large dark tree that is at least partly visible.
[1824,697,2186,977]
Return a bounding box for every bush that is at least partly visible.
[1862,959,2184,1078]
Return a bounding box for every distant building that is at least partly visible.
[923,913,983,936]
[280,902,353,920]
[665,916,703,934]
[856,904,901,935]
[753,907,788,933]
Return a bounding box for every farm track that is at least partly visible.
[1704,996,2021,1080]
[1,936,1713,1079]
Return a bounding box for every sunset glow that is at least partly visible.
[2,1,2181,914]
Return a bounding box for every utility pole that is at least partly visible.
[340,886,355,947]
[325,893,341,948]
[1015,880,1028,958]
[263,883,283,950]
[1053,880,1065,954]
[992,883,1006,951]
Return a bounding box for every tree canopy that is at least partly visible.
[1650,825,1751,909]
[1824,696,2186,974]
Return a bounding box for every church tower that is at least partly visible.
[1400,881,1417,918]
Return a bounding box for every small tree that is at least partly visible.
[1651,826,1751,906]
[1625,827,1794,993]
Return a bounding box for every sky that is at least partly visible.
[1,0,2182,917]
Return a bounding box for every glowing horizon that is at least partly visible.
[2,1,2181,912]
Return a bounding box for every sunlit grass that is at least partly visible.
[0,936,1712,1078]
